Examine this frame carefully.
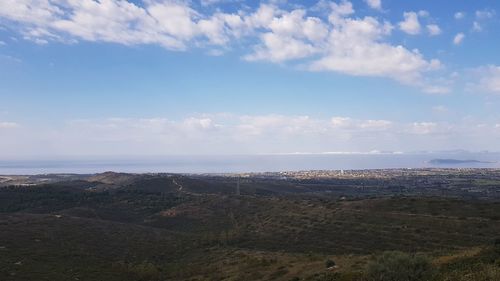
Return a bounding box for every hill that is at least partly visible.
[1,170,499,280]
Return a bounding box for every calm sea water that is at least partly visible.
[1,153,499,175]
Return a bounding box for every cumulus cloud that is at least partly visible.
[243,7,326,62]
[408,122,439,135]
[306,5,443,90]
[0,0,444,93]
[200,0,225,7]
[331,117,353,128]
[471,65,500,94]
[472,21,482,32]
[471,9,495,32]
[426,24,441,36]
[453,33,465,45]
[0,0,245,50]
[359,119,392,130]
[475,9,495,20]
[399,12,421,35]
[330,117,392,131]
[234,2,443,91]
[364,0,382,10]
[454,12,465,20]
[418,10,429,18]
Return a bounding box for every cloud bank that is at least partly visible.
[2,114,500,158]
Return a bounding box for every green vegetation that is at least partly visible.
[325,259,336,268]
[1,171,499,280]
[365,251,435,281]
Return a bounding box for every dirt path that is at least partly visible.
[172,179,183,191]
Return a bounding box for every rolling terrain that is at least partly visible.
[1,170,499,280]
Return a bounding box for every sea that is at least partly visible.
[1,152,499,175]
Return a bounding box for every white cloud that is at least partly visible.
[0,121,19,129]
[472,65,500,94]
[200,0,224,7]
[328,1,355,20]
[183,117,218,131]
[245,4,277,29]
[244,8,327,62]
[454,12,465,19]
[472,21,482,32]
[146,2,199,40]
[364,0,382,10]
[399,12,421,35]
[0,54,22,63]
[268,9,328,42]
[237,115,323,137]
[243,2,443,92]
[408,122,439,135]
[0,0,61,25]
[310,14,439,86]
[453,32,465,45]
[331,117,352,128]
[0,0,444,93]
[469,9,495,33]
[359,119,392,130]
[475,9,495,19]
[426,24,441,36]
[245,32,318,62]
[432,105,448,114]
[422,85,450,94]
[0,0,245,50]
[3,114,500,156]
[0,40,5,46]
[418,10,429,17]
[331,117,392,131]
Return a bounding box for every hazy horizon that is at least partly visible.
[1,151,499,175]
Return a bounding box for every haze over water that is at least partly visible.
[1,152,499,175]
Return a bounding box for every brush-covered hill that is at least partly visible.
[1,170,500,280]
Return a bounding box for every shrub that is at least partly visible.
[365,251,435,281]
[494,238,500,256]
[325,259,336,268]
[438,264,500,281]
[113,261,161,281]
[494,238,500,246]
[307,272,361,281]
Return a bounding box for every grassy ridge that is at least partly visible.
[1,173,499,280]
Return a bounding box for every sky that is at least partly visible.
[1,0,500,158]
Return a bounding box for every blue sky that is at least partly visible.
[1,0,500,158]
